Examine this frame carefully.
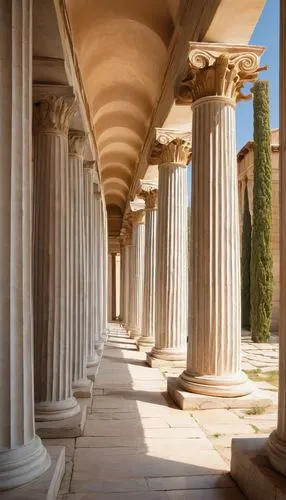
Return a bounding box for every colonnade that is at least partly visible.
[0,0,108,487]
[2,3,286,492]
[120,43,266,393]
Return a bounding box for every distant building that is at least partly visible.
[237,129,279,332]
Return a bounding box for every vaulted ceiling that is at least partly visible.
[66,0,180,227]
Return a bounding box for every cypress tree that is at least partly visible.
[241,184,252,329]
[251,80,273,342]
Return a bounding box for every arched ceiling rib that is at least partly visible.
[66,0,179,232]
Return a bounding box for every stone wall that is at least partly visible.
[237,129,280,332]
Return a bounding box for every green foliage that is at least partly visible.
[241,185,252,329]
[251,80,273,342]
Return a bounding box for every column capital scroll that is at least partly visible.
[176,42,266,105]
[130,209,145,225]
[138,182,158,211]
[149,129,192,166]
[68,130,88,157]
[33,95,76,136]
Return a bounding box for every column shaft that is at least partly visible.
[111,253,117,320]
[120,245,125,322]
[93,188,105,349]
[0,0,50,487]
[180,96,252,396]
[83,163,98,366]
[151,164,188,360]
[68,132,89,389]
[123,245,131,328]
[138,207,157,348]
[33,97,80,420]
[130,219,145,338]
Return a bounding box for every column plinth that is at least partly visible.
[0,0,50,488]
[174,42,265,397]
[137,186,158,350]
[33,95,80,420]
[130,210,145,339]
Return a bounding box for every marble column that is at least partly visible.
[268,2,286,474]
[177,43,263,396]
[93,184,105,352]
[111,253,117,320]
[149,138,189,362]
[33,93,80,420]
[83,161,98,367]
[137,185,158,350]
[130,210,145,339]
[0,0,51,488]
[120,242,125,322]
[123,229,132,329]
[68,131,90,393]
[102,202,109,335]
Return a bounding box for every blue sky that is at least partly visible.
[236,0,279,150]
[188,0,279,202]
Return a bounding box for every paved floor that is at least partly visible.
[57,323,253,499]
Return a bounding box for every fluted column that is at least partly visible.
[111,253,117,320]
[137,185,158,350]
[93,184,105,351]
[68,131,90,393]
[101,202,109,335]
[149,138,190,362]
[122,228,132,329]
[0,1,51,488]
[177,42,263,396]
[268,3,286,475]
[83,161,98,367]
[120,242,125,322]
[33,92,80,420]
[130,210,145,339]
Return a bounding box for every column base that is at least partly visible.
[146,353,186,368]
[35,397,80,422]
[167,376,274,410]
[137,336,154,352]
[86,352,100,367]
[35,399,88,438]
[0,436,50,491]
[179,370,254,397]
[0,446,65,499]
[150,346,186,361]
[72,378,93,398]
[130,329,140,339]
[231,437,286,500]
[267,430,286,476]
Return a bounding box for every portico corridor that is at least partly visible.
[56,323,246,499]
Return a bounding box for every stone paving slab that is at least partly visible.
[57,324,278,499]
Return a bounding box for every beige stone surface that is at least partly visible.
[52,324,250,498]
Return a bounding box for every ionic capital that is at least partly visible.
[130,200,145,225]
[33,95,76,136]
[120,226,132,247]
[131,209,145,225]
[83,160,96,171]
[68,130,88,157]
[138,180,158,210]
[176,42,265,105]
[150,129,192,166]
